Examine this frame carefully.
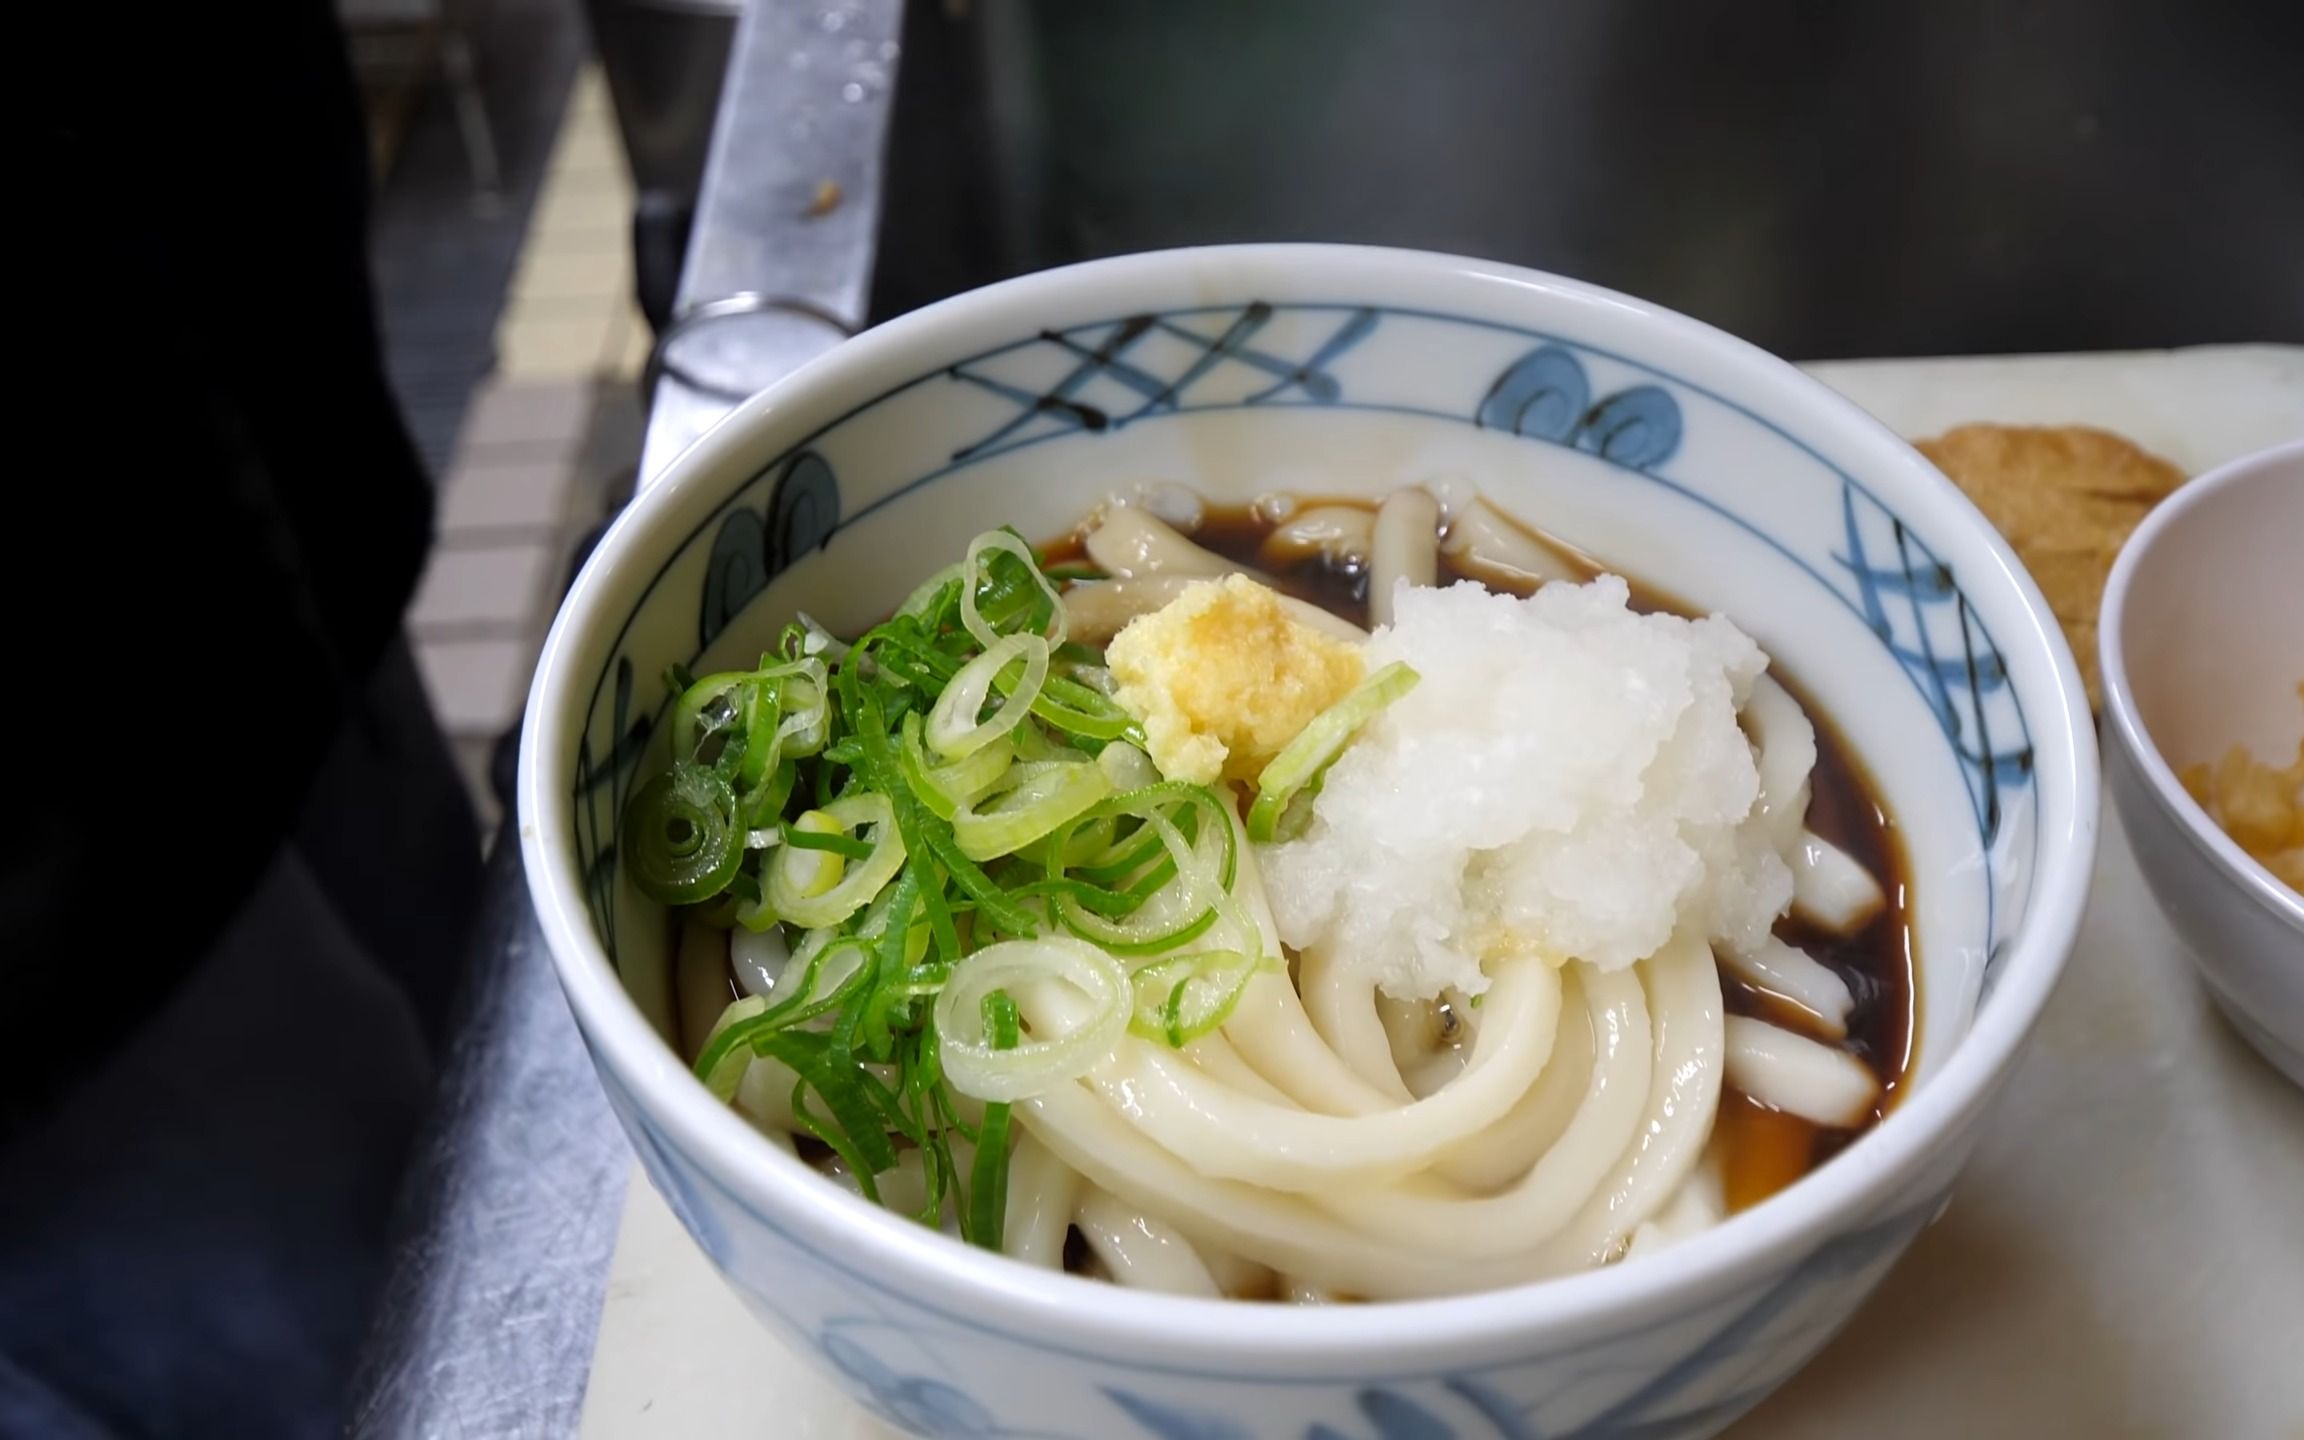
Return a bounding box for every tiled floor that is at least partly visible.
[407,67,649,838]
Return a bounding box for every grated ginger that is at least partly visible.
[1107,574,1365,786]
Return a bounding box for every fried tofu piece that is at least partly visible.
[1915,424,2187,706]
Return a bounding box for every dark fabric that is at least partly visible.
[9,1,435,1130]
[0,642,479,1439]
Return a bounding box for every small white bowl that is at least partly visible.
[2100,438,2304,1085]
[520,246,2098,1439]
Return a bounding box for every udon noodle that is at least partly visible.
[647,486,1914,1303]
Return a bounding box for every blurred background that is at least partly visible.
[364,0,2304,842]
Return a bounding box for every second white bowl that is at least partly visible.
[2101,437,2304,1085]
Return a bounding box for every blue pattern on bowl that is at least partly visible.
[559,283,2051,1439]
[569,301,2034,972]
[618,1080,1943,1440]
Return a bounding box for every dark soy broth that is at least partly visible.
[1049,497,1918,1214]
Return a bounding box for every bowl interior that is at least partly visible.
[551,252,2077,1125]
[2114,454,2304,785]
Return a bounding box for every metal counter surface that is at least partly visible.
[346,2,900,1433]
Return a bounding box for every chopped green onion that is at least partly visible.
[781,823,876,860]
[623,763,744,905]
[961,530,1068,650]
[965,991,1020,1247]
[935,937,1130,1102]
[898,712,1013,821]
[897,562,963,621]
[649,525,1271,1257]
[766,794,908,928]
[1246,661,1421,843]
[950,757,1113,862]
[1128,948,1261,1047]
[926,633,1049,758]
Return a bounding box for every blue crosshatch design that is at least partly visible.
[1831,484,2031,840]
[946,304,1381,461]
[628,1109,1942,1440]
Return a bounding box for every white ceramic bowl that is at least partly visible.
[2100,438,2304,1086]
[519,246,2098,1440]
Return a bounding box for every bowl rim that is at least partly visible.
[2099,436,2304,931]
[519,243,2100,1363]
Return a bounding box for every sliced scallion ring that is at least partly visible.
[1128,948,1261,1047]
[623,762,744,905]
[766,793,908,928]
[927,633,1049,759]
[950,757,1113,862]
[1247,661,1420,842]
[899,711,1014,821]
[960,530,1068,650]
[935,937,1130,1102]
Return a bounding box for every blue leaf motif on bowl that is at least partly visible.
[699,449,841,649]
[1102,1389,1254,1440]
[1476,344,1589,441]
[819,1318,1071,1438]
[1103,1380,1528,1440]
[1573,385,1682,471]
[1477,344,1683,470]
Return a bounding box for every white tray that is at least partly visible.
[578,346,2304,1439]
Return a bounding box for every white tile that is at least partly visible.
[460,379,593,449]
[512,247,633,306]
[414,637,532,734]
[410,543,554,628]
[548,104,631,180]
[439,457,580,533]
[498,309,619,380]
[530,180,629,250]
[597,302,652,380]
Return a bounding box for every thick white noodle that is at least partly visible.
[733,495,1911,1300]
[677,918,734,1062]
[1199,1246,1277,1300]
[730,924,792,1000]
[1439,497,1583,589]
[1062,574,1368,646]
[1313,963,1649,1256]
[1076,958,1561,1189]
[1792,830,1886,933]
[1176,1030,1301,1104]
[1020,1080,1506,1297]
[1723,1015,1879,1126]
[1073,1186,1224,1297]
[1368,488,1440,628]
[1622,1146,1726,1260]
[1084,506,1253,581]
[1745,674,1817,853]
[1717,933,1855,1037]
[1429,965,1598,1192]
[1002,1128,1081,1271]
[734,1054,803,1133]
[820,1148,933,1218]
[1298,943,1417,1102]
[1261,504,1375,571]
[1217,811,1409,1117]
[1523,930,1725,1272]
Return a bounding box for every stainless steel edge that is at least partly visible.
[639,0,903,485]
[348,1,900,1431]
